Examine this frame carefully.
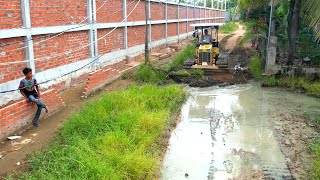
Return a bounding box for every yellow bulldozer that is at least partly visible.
[190,23,224,68]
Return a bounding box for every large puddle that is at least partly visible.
[162,84,320,180]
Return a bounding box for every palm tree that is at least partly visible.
[237,0,265,21]
[287,0,320,65]
[301,0,320,41]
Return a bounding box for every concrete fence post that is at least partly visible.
[87,0,95,62]
[21,0,35,72]
[165,0,168,44]
[123,0,128,52]
[204,0,206,22]
[193,0,196,24]
[92,0,99,59]
[177,2,180,42]
[186,5,189,37]
[148,0,151,44]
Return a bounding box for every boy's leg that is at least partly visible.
[33,105,42,126]
[28,95,40,126]
[37,98,48,113]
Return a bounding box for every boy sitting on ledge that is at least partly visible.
[19,67,48,127]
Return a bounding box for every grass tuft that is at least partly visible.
[220,22,239,34]
[14,84,185,179]
[163,44,196,71]
[134,64,167,84]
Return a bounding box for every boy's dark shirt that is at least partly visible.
[19,78,38,98]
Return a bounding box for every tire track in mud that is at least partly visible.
[206,105,293,180]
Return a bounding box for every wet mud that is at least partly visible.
[161,84,320,180]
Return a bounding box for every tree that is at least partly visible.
[286,0,300,65]
[237,0,265,21]
[301,0,320,41]
[286,0,320,65]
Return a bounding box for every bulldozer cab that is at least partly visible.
[191,23,224,67]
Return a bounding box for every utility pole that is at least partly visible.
[265,0,274,73]
[145,0,150,64]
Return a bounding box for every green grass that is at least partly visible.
[248,53,263,80]
[248,53,320,97]
[309,141,320,179]
[134,64,167,84]
[304,111,320,178]
[133,44,196,84]
[220,22,239,34]
[14,85,185,180]
[163,44,196,71]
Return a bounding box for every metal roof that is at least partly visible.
[190,23,225,28]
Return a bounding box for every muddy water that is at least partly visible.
[162,84,320,180]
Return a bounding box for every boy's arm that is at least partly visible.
[19,82,28,99]
[35,79,41,98]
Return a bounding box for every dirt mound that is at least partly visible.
[169,73,221,87]
[168,68,249,87]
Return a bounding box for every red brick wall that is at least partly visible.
[0,38,25,83]
[179,22,187,34]
[151,24,165,41]
[98,28,124,55]
[201,9,205,18]
[188,23,194,32]
[168,23,177,37]
[0,0,22,29]
[127,0,145,21]
[0,89,65,140]
[128,25,146,47]
[83,62,139,96]
[30,0,87,27]
[179,6,187,19]
[206,9,210,18]
[195,8,200,18]
[151,2,165,20]
[83,68,120,96]
[96,0,123,23]
[168,5,178,19]
[33,31,90,72]
[188,7,194,19]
